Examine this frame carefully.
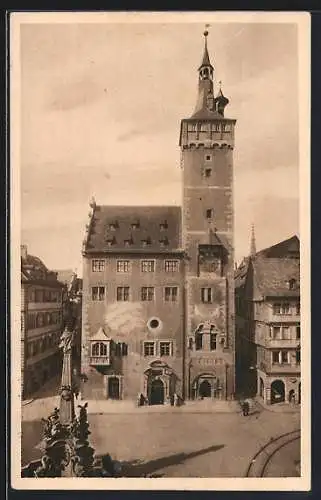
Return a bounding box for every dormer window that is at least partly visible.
[108,221,119,231]
[289,279,297,290]
[106,236,116,247]
[141,237,151,247]
[124,237,133,247]
[159,237,169,248]
[160,220,168,230]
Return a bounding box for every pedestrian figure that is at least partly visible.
[242,401,250,416]
[174,393,179,407]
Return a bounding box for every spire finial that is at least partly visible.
[250,223,257,257]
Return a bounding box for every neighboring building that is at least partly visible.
[54,270,83,372]
[81,31,236,403]
[235,235,301,405]
[21,245,65,398]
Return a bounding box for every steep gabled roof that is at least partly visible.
[84,205,182,254]
[256,235,299,259]
[252,257,300,299]
[89,327,111,342]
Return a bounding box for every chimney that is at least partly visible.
[21,244,28,260]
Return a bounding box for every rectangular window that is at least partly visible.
[206,208,214,219]
[273,303,290,315]
[272,351,280,364]
[117,286,129,301]
[296,350,301,364]
[92,259,105,272]
[144,342,155,357]
[159,341,171,357]
[296,326,301,339]
[281,351,289,364]
[92,286,105,301]
[282,326,290,340]
[272,326,281,339]
[281,303,290,314]
[201,288,212,303]
[205,168,212,177]
[117,260,129,273]
[141,260,155,272]
[165,260,179,272]
[164,287,178,302]
[273,303,281,315]
[160,220,168,230]
[205,154,212,161]
[296,302,300,315]
[141,287,154,302]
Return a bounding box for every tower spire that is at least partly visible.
[250,224,257,257]
[200,29,212,69]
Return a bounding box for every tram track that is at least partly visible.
[245,429,300,477]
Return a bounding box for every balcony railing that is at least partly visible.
[89,356,110,366]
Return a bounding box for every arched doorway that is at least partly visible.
[108,377,120,400]
[271,380,285,404]
[259,378,264,398]
[199,379,211,398]
[150,379,164,405]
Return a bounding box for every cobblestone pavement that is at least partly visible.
[21,403,300,477]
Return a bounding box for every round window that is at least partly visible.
[149,319,159,329]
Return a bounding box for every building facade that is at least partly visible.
[81,32,236,403]
[21,245,65,399]
[235,235,301,405]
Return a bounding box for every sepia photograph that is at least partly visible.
[10,11,310,490]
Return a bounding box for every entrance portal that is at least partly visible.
[199,379,211,398]
[150,379,164,405]
[271,379,285,404]
[108,377,120,400]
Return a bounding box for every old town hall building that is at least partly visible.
[81,32,236,404]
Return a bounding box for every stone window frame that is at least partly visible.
[164,286,178,303]
[272,302,291,315]
[159,340,173,357]
[141,286,155,302]
[116,260,130,273]
[164,259,179,273]
[91,341,109,357]
[201,287,213,303]
[91,286,106,301]
[271,325,291,340]
[116,286,130,302]
[143,341,156,357]
[271,350,290,365]
[141,259,155,273]
[92,259,105,272]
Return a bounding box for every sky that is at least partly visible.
[19,19,300,273]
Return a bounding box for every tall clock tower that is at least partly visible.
[180,31,236,400]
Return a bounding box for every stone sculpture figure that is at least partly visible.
[59,328,74,354]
